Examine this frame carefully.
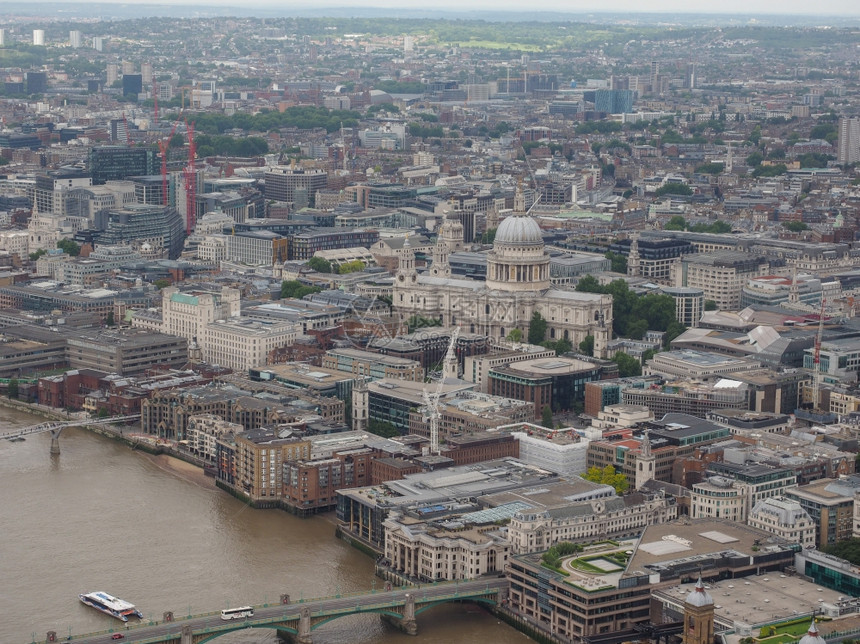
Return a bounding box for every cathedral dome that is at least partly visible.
[798,619,825,644]
[495,215,544,247]
[685,577,714,608]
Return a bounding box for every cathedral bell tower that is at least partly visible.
[683,576,714,644]
[635,429,656,490]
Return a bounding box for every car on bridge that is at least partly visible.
[110,635,124,640]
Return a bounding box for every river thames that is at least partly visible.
[0,407,529,644]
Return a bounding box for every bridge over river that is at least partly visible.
[1,415,140,454]
[45,578,508,644]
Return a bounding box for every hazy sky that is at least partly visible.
[180,0,860,15]
[48,0,860,15]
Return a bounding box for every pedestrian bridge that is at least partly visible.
[53,578,508,644]
[1,414,140,454]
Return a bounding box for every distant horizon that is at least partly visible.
[17,0,860,17]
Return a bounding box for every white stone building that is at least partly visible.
[203,318,298,371]
[393,213,613,357]
[747,496,816,548]
[186,414,243,461]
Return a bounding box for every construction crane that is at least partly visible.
[183,118,197,235]
[421,327,460,455]
[156,119,181,207]
[811,297,827,412]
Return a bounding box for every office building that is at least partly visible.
[785,477,859,548]
[747,496,816,548]
[837,117,860,165]
[26,71,47,94]
[593,89,635,114]
[675,251,770,310]
[69,30,82,48]
[122,73,143,96]
[264,167,328,207]
[89,147,159,185]
[93,204,185,260]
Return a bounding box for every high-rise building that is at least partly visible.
[593,89,634,114]
[140,62,153,85]
[837,117,860,165]
[121,60,135,75]
[106,63,118,85]
[33,29,45,46]
[93,204,185,260]
[264,167,328,207]
[89,146,159,185]
[25,71,47,95]
[69,30,81,48]
[122,73,143,97]
[0,29,7,46]
[92,36,104,52]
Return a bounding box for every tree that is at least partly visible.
[528,311,547,345]
[613,351,642,377]
[654,183,692,197]
[582,464,629,495]
[281,280,322,300]
[406,315,442,333]
[59,237,82,255]
[368,419,400,438]
[169,133,186,148]
[481,228,497,244]
[105,310,115,327]
[29,249,47,261]
[153,278,171,289]
[337,260,366,274]
[745,151,764,167]
[704,299,718,311]
[541,405,554,429]
[783,221,808,232]
[506,328,523,343]
[7,378,19,400]
[306,256,332,273]
[579,335,595,357]
[605,251,627,274]
[553,338,573,356]
[664,215,687,230]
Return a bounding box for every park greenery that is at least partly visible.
[368,419,400,438]
[783,221,809,233]
[406,315,442,333]
[664,215,731,234]
[695,162,725,175]
[582,465,629,495]
[612,352,642,378]
[541,541,584,572]
[576,276,686,344]
[307,257,333,273]
[823,538,860,565]
[337,260,366,274]
[654,182,693,197]
[57,239,81,257]
[280,280,323,300]
[605,251,627,274]
[194,134,268,158]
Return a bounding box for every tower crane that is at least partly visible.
[156,119,181,207]
[811,297,826,412]
[183,118,197,235]
[421,326,460,455]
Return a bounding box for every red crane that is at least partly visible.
[183,118,196,235]
[156,120,181,207]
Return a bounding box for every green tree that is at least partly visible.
[552,337,573,356]
[654,183,693,197]
[337,260,366,274]
[664,215,687,230]
[582,464,629,495]
[169,133,185,148]
[506,328,523,343]
[613,351,642,377]
[57,239,81,256]
[7,378,19,400]
[153,278,170,289]
[368,419,400,438]
[605,250,627,273]
[579,335,595,357]
[281,280,322,299]
[528,311,548,345]
[745,151,764,167]
[704,299,718,311]
[541,405,554,429]
[783,220,809,232]
[481,228,497,244]
[695,162,724,175]
[406,315,442,333]
[29,249,47,261]
[306,256,332,273]
[105,310,115,326]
